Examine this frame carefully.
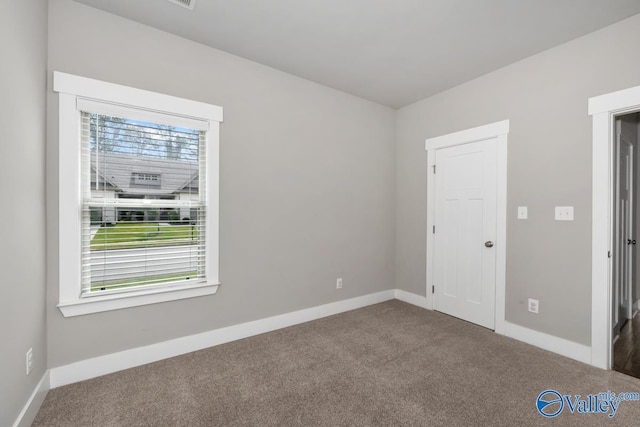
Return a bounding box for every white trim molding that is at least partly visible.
[50,290,395,388]
[504,322,591,365]
[588,85,640,118]
[394,289,429,309]
[58,283,218,317]
[12,371,50,427]
[424,120,509,151]
[394,290,591,364]
[53,71,223,317]
[46,289,600,390]
[424,120,509,335]
[589,84,640,369]
[54,72,223,122]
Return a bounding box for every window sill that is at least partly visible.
[58,282,220,317]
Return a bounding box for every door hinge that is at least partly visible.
[608,250,612,258]
[432,164,436,174]
[432,225,435,234]
[432,285,435,294]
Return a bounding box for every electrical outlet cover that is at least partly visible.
[555,206,574,221]
[517,206,528,219]
[26,348,33,375]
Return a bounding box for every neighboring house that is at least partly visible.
[90,152,199,223]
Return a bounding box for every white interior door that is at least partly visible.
[433,138,497,329]
[613,119,634,335]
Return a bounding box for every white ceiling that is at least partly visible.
[73,0,640,109]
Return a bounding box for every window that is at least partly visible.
[131,172,161,187]
[54,72,223,317]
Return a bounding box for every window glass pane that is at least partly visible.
[84,206,205,292]
[88,113,200,199]
[81,112,206,294]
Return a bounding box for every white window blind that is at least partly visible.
[80,111,207,295]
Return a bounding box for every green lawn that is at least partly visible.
[91,222,197,250]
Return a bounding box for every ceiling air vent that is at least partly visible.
[167,0,196,11]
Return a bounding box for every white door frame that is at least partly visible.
[425,120,509,335]
[589,84,640,369]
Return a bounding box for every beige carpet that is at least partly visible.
[34,301,640,426]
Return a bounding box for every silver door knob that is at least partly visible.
[485,241,494,248]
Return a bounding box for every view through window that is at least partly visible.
[82,113,206,294]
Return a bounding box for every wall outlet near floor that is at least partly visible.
[336,278,343,289]
[528,298,539,314]
[26,347,33,375]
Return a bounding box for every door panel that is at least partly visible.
[623,140,634,321]
[434,138,497,329]
[613,119,635,337]
[466,199,484,304]
[443,199,459,298]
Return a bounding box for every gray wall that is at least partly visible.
[0,0,48,425]
[47,0,396,367]
[396,13,640,346]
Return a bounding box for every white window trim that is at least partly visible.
[54,71,223,317]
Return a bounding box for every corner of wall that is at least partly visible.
[12,371,50,427]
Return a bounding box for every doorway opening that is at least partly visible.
[612,112,640,379]
[589,84,640,371]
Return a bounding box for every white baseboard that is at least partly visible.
[49,289,597,389]
[394,292,591,365]
[12,370,50,427]
[503,321,591,365]
[394,289,429,309]
[50,290,395,388]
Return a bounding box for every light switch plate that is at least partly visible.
[555,206,574,221]
[517,206,528,220]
